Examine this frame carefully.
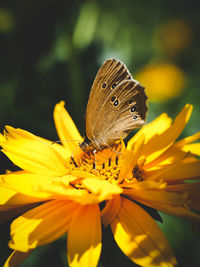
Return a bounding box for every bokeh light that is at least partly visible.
[0,8,14,32]
[136,62,185,101]
[153,19,192,57]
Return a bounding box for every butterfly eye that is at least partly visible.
[133,115,137,120]
[112,83,117,89]
[114,100,119,106]
[131,106,136,112]
[111,96,116,102]
[128,99,133,104]
[102,83,107,88]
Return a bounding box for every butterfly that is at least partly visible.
[80,58,148,151]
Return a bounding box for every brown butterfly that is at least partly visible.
[80,58,148,151]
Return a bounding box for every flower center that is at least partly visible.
[67,144,144,185]
[69,145,122,182]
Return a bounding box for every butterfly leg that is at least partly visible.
[93,149,97,172]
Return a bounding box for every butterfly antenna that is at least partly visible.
[51,139,81,145]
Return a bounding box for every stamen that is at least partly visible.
[69,146,121,181]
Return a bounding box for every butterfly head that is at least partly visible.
[79,136,106,151]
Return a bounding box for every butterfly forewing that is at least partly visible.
[85,59,131,138]
[85,58,148,149]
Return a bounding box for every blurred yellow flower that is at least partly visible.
[1,102,200,267]
[136,63,185,102]
[0,8,15,32]
[154,19,192,57]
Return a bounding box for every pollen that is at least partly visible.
[67,144,145,187]
[68,146,122,182]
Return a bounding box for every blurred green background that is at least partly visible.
[0,0,199,266]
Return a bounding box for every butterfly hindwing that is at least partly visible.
[85,58,148,149]
[93,79,147,145]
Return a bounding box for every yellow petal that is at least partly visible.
[1,139,67,176]
[70,169,101,179]
[82,178,122,202]
[9,200,77,252]
[0,203,41,224]
[4,250,33,267]
[128,113,172,148]
[144,143,191,168]
[67,204,102,267]
[175,131,200,147]
[101,195,121,227]
[166,183,200,211]
[123,179,166,190]
[143,104,193,163]
[0,132,6,141]
[4,125,38,140]
[0,185,21,204]
[125,188,200,220]
[180,143,200,156]
[54,101,83,153]
[111,197,177,267]
[146,160,200,182]
[175,131,200,156]
[1,173,55,199]
[12,173,89,202]
[0,176,45,222]
[37,175,122,204]
[118,134,145,183]
[4,125,69,160]
[35,178,101,204]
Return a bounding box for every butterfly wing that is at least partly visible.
[85,58,148,148]
[99,80,148,145]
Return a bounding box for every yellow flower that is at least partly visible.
[1,101,200,267]
[136,63,185,101]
